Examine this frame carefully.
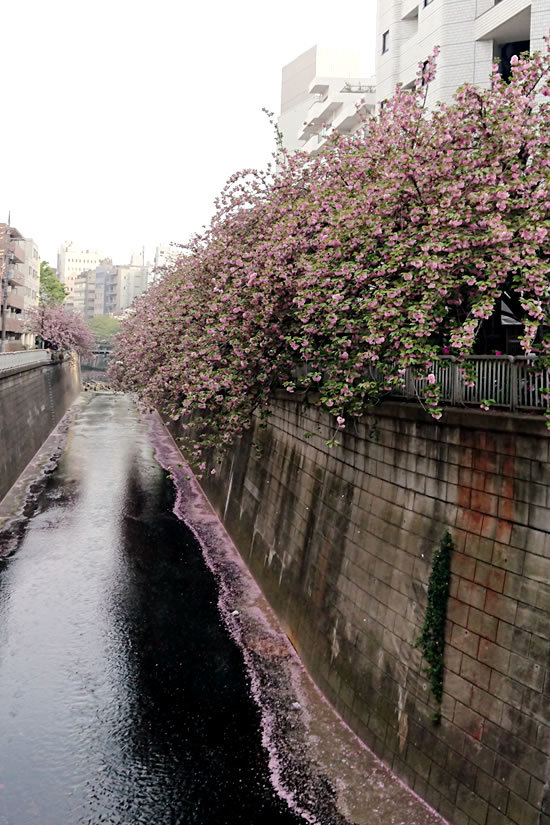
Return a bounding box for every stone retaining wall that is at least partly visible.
[0,357,81,502]
[173,395,550,825]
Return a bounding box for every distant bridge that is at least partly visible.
[81,351,110,372]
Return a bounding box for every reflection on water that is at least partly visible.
[0,394,303,825]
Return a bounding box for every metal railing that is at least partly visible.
[340,83,376,94]
[291,355,549,414]
[395,356,549,412]
[81,352,109,372]
[0,350,51,373]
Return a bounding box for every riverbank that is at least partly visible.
[150,411,447,825]
[0,391,447,824]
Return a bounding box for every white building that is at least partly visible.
[278,45,376,154]
[154,243,182,269]
[376,0,549,108]
[116,263,150,312]
[150,243,183,285]
[57,242,102,305]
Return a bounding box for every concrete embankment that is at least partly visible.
[0,356,81,502]
[170,394,550,825]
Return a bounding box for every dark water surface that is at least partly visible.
[0,394,304,825]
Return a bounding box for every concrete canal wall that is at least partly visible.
[173,394,550,825]
[0,356,81,502]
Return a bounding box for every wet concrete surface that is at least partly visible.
[0,393,447,825]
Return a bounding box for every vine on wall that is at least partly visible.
[416,531,453,723]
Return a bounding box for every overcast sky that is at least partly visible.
[2,0,376,266]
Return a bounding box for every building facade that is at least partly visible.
[57,242,102,307]
[116,263,150,312]
[16,238,40,348]
[278,45,376,154]
[70,257,152,320]
[154,243,181,270]
[376,0,549,107]
[72,269,97,321]
[95,261,119,316]
[0,225,39,351]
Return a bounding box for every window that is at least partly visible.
[421,59,430,86]
[382,30,389,54]
[499,40,530,81]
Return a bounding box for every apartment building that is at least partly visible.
[151,243,183,284]
[95,261,119,316]
[376,0,549,107]
[0,224,27,351]
[72,269,97,321]
[278,45,376,154]
[15,238,40,348]
[70,256,151,321]
[154,243,181,268]
[116,262,150,312]
[57,242,102,306]
[0,226,40,350]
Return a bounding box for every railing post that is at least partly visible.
[510,359,518,413]
[451,360,463,406]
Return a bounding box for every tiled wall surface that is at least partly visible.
[182,395,550,825]
[0,359,80,502]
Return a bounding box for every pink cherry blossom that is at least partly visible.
[110,40,550,459]
[26,306,95,356]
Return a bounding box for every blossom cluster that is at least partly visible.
[26,305,96,357]
[111,47,550,461]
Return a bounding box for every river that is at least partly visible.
[0,392,446,825]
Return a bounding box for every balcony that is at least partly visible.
[4,316,24,334]
[340,81,375,96]
[474,0,531,41]
[8,242,25,264]
[301,132,328,154]
[309,82,329,96]
[332,100,375,134]
[6,269,25,287]
[6,292,24,311]
[401,0,419,19]
[307,92,328,110]
[309,97,342,122]
[299,97,344,140]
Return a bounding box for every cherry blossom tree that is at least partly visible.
[111,43,550,466]
[26,305,96,357]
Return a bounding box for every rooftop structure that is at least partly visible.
[278,45,376,154]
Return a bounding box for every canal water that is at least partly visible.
[0,393,447,825]
[0,394,305,825]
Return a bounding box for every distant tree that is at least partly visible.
[39,261,68,306]
[26,305,95,356]
[88,315,120,348]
